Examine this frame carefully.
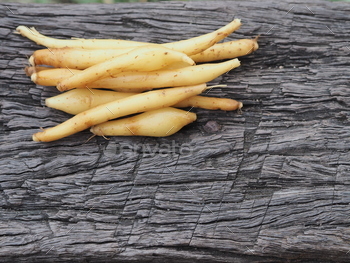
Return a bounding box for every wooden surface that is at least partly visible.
[1,0,350,262]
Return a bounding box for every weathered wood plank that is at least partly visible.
[1,0,350,262]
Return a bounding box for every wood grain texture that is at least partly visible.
[1,0,350,262]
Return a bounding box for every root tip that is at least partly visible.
[29,56,35,66]
[25,66,33,76]
[15,25,23,32]
[32,134,40,142]
[56,83,64,92]
[31,73,37,83]
[44,98,51,107]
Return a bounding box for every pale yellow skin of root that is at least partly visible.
[32,84,207,142]
[25,65,48,76]
[90,107,197,137]
[190,38,259,63]
[87,58,240,91]
[45,89,138,115]
[56,45,195,91]
[16,19,241,56]
[30,67,80,86]
[30,48,135,70]
[30,58,240,92]
[16,26,151,49]
[46,89,243,115]
[161,19,241,55]
[27,61,196,88]
[174,96,243,111]
[30,48,201,70]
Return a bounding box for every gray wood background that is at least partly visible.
[1,0,350,262]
